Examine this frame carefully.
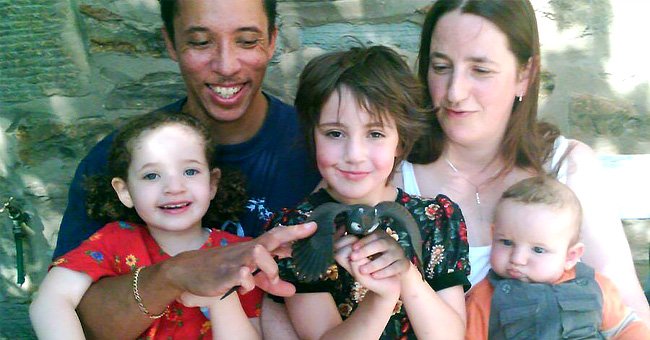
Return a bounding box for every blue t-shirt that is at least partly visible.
[53,94,321,258]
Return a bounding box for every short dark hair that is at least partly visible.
[500,176,583,244]
[160,0,277,44]
[410,0,560,177]
[295,45,430,182]
[85,111,247,227]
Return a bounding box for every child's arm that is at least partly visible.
[285,275,400,340]
[400,265,466,339]
[285,292,344,339]
[29,267,93,340]
[210,293,260,340]
[351,231,466,339]
[284,235,401,340]
[179,268,261,340]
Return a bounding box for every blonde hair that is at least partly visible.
[500,176,582,244]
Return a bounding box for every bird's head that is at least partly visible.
[346,205,380,235]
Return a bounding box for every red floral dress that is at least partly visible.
[52,221,263,339]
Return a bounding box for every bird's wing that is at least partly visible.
[292,202,349,282]
[375,201,422,264]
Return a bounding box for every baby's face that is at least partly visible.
[490,201,576,283]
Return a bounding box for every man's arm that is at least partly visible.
[77,222,316,339]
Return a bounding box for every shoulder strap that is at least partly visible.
[548,136,570,184]
[400,161,422,196]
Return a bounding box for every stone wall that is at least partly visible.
[0,0,648,337]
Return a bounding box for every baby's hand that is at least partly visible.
[349,230,411,280]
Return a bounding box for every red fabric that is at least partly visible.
[52,221,262,339]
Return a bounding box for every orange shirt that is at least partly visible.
[465,267,649,339]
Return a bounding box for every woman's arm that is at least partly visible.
[29,267,93,340]
[565,140,650,323]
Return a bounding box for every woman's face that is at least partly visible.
[427,10,529,148]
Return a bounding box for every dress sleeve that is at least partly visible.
[51,221,146,281]
[420,195,471,292]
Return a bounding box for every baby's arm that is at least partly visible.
[29,267,93,340]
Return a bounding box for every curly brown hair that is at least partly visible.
[85,111,248,228]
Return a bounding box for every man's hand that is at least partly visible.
[162,222,316,298]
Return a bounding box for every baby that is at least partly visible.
[466,176,649,339]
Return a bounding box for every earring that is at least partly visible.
[516,95,523,102]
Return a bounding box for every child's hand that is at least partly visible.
[349,230,411,280]
[333,233,360,275]
[334,235,401,299]
[178,291,220,308]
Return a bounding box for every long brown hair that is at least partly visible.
[409,0,559,175]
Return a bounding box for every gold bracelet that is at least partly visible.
[132,266,168,319]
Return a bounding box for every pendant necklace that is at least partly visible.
[444,157,500,221]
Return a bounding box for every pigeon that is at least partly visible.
[291,201,422,282]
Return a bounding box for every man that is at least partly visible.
[54,0,320,338]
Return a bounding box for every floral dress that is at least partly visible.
[52,221,263,340]
[268,188,470,339]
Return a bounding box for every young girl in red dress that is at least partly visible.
[30,111,261,339]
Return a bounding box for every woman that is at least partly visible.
[394,0,650,322]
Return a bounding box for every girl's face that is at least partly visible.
[315,86,400,206]
[112,124,218,234]
[427,10,529,148]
